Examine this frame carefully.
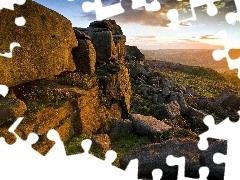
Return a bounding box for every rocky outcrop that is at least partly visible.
[75,19,126,64]
[73,20,132,118]
[0,0,77,87]
[0,16,132,155]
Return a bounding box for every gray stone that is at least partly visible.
[157,101,181,120]
[169,92,188,115]
[200,140,227,180]
[129,114,172,137]
[109,119,133,141]
[120,138,201,179]
[214,90,240,111]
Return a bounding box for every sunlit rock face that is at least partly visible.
[0,0,78,87]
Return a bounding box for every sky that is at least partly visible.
[32,0,240,50]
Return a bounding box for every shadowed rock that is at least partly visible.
[120,138,201,179]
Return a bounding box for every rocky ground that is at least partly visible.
[0,1,239,179]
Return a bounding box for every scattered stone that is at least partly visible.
[214,90,240,111]
[130,114,172,137]
[157,101,181,120]
[169,92,188,115]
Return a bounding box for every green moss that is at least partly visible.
[64,134,90,155]
[111,134,151,166]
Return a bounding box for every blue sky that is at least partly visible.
[33,0,240,49]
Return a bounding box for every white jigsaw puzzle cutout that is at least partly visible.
[198,112,240,180]
[1,0,240,179]
[82,0,124,21]
[212,30,240,78]
[225,0,240,25]
[167,0,220,30]
[166,155,209,180]
[0,0,26,58]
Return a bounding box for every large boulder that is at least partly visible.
[120,138,202,179]
[130,114,172,137]
[0,0,77,87]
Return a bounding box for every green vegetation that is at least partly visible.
[64,133,151,167]
[146,60,240,98]
[111,134,151,166]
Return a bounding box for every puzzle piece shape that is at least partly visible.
[198,112,240,180]
[0,42,21,58]
[0,1,26,57]
[166,155,209,180]
[212,30,240,78]
[225,0,240,25]
[131,0,161,12]
[0,0,26,11]
[167,0,220,30]
[82,0,124,20]
[152,169,163,180]
[0,85,9,97]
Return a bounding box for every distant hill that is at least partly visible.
[141,49,238,74]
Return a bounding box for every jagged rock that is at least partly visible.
[185,107,207,132]
[129,114,172,137]
[196,97,209,109]
[169,92,188,115]
[91,134,111,152]
[0,0,77,87]
[119,138,202,179]
[101,64,132,118]
[200,140,227,180]
[214,90,240,111]
[129,62,149,78]
[156,101,181,120]
[162,80,175,97]
[89,19,123,35]
[72,29,96,75]
[125,45,145,61]
[109,119,133,141]
[0,97,27,125]
[73,29,91,40]
[78,20,126,63]
[188,107,207,120]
